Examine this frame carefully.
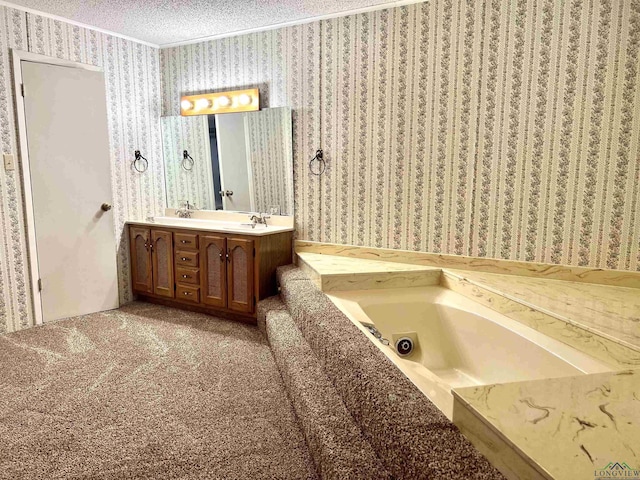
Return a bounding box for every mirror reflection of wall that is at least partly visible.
[161,106,293,216]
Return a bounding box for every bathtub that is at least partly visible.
[328,286,612,419]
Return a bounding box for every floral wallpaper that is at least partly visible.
[0,6,164,333]
[163,0,640,272]
[2,0,640,333]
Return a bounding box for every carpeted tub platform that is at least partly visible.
[0,302,317,480]
[275,265,505,480]
[266,308,391,480]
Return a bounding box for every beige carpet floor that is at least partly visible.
[0,302,318,480]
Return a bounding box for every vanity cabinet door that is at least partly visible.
[227,238,254,313]
[201,235,227,308]
[151,229,174,298]
[130,226,152,293]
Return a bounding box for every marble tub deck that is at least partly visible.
[296,247,640,480]
[453,370,640,480]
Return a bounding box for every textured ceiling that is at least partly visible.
[6,0,412,46]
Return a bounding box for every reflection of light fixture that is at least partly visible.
[180,88,260,116]
[194,98,211,111]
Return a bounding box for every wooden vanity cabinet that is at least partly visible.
[129,224,292,321]
[226,238,255,314]
[129,226,174,298]
[130,226,153,293]
[201,235,227,308]
[152,229,174,298]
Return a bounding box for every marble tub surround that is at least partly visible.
[294,245,640,478]
[297,251,440,291]
[449,270,640,352]
[452,370,640,480]
[296,243,640,368]
[441,271,640,370]
[295,241,640,289]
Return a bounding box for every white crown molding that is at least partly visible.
[0,0,159,48]
[159,0,427,48]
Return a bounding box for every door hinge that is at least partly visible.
[37,278,42,292]
[20,83,24,97]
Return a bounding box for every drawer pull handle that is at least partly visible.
[183,292,192,296]
[181,257,191,261]
[182,274,190,279]
[181,240,190,244]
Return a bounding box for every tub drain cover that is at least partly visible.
[395,337,414,356]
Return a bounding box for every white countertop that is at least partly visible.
[127,216,294,236]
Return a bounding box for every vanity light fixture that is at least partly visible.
[180,88,259,116]
[194,98,211,111]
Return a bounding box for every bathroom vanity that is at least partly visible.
[131,104,296,322]
[127,215,293,322]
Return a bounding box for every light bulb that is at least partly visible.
[238,93,252,106]
[217,95,231,107]
[180,99,193,111]
[194,98,211,111]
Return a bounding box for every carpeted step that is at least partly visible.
[276,265,505,480]
[257,295,287,334]
[266,309,391,480]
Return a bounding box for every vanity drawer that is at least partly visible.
[175,232,198,249]
[176,284,200,303]
[176,267,200,285]
[175,250,199,267]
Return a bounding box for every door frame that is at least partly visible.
[11,49,105,326]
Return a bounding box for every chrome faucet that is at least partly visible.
[248,212,270,227]
[176,200,197,218]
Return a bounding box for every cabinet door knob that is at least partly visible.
[219,249,225,262]
[182,274,189,278]
[101,203,112,212]
[181,257,190,261]
[183,291,192,296]
[181,240,189,244]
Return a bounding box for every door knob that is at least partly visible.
[225,190,233,197]
[101,203,112,211]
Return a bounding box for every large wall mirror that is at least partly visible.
[161,107,293,215]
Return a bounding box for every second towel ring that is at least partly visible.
[133,150,148,173]
[182,150,195,171]
[309,149,325,176]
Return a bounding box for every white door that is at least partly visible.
[216,113,253,211]
[21,61,118,322]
